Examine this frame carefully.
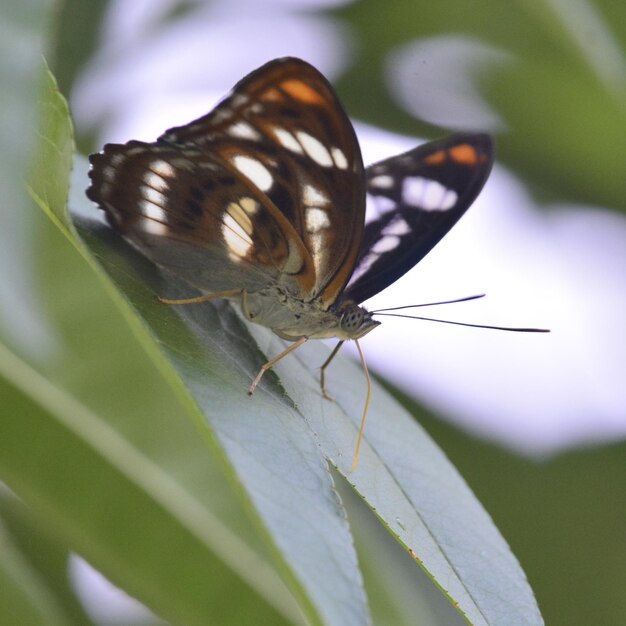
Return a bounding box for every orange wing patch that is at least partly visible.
[259,87,285,103]
[424,144,483,167]
[449,144,479,166]
[280,79,327,106]
[423,150,446,166]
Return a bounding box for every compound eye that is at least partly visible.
[342,307,363,332]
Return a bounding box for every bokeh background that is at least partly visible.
[4,0,626,624]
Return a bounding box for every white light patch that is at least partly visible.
[232,155,273,191]
[222,213,253,261]
[139,199,167,222]
[303,184,329,207]
[403,176,457,211]
[273,128,303,154]
[150,159,176,178]
[331,147,348,169]
[142,170,169,192]
[227,121,260,141]
[369,174,394,189]
[306,207,330,233]
[296,131,333,167]
[383,217,411,236]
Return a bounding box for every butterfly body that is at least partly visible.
[240,287,379,341]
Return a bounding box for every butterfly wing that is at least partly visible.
[87,140,316,295]
[87,58,365,305]
[160,57,366,307]
[343,133,494,305]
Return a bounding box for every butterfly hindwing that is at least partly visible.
[343,133,494,305]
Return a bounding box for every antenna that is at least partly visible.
[371,294,550,333]
[373,312,550,333]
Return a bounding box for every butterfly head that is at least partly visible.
[337,303,380,340]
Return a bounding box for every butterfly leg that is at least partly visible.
[319,340,344,401]
[157,289,242,305]
[351,339,371,471]
[247,336,309,395]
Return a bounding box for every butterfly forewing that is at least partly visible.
[87,139,317,295]
[88,58,365,306]
[343,133,494,305]
[159,58,366,307]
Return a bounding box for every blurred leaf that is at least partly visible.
[335,0,626,210]
[0,493,95,625]
[0,519,69,626]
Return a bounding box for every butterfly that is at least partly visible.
[86,57,495,469]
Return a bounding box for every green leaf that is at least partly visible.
[73,161,543,624]
[72,196,369,626]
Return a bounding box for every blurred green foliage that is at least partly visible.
[2,0,625,625]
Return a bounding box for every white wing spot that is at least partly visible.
[296,131,333,167]
[150,159,176,178]
[227,121,260,141]
[306,207,330,233]
[303,184,329,207]
[139,200,167,223]
[273,128,303,154]
[232,155,273,192]
[222,212,253,261]
[240,196,260,216]
[142,171,169,192]
[170,157,195,171]
[141,186,166,205]
[230,93,249,108]
[331,147,348,169]
[226,200,254,236]
[210,108,233,124]
[110,153,126,167]
[383,217,411,236]
[403,176,457,211]
[139,217,168,236]
[125,146,145,157]
[369,174,394,189]
[440,189,459,210]
[371,235,400,254]
[367,194,395,213]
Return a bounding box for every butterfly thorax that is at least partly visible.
[240,287,379,341]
